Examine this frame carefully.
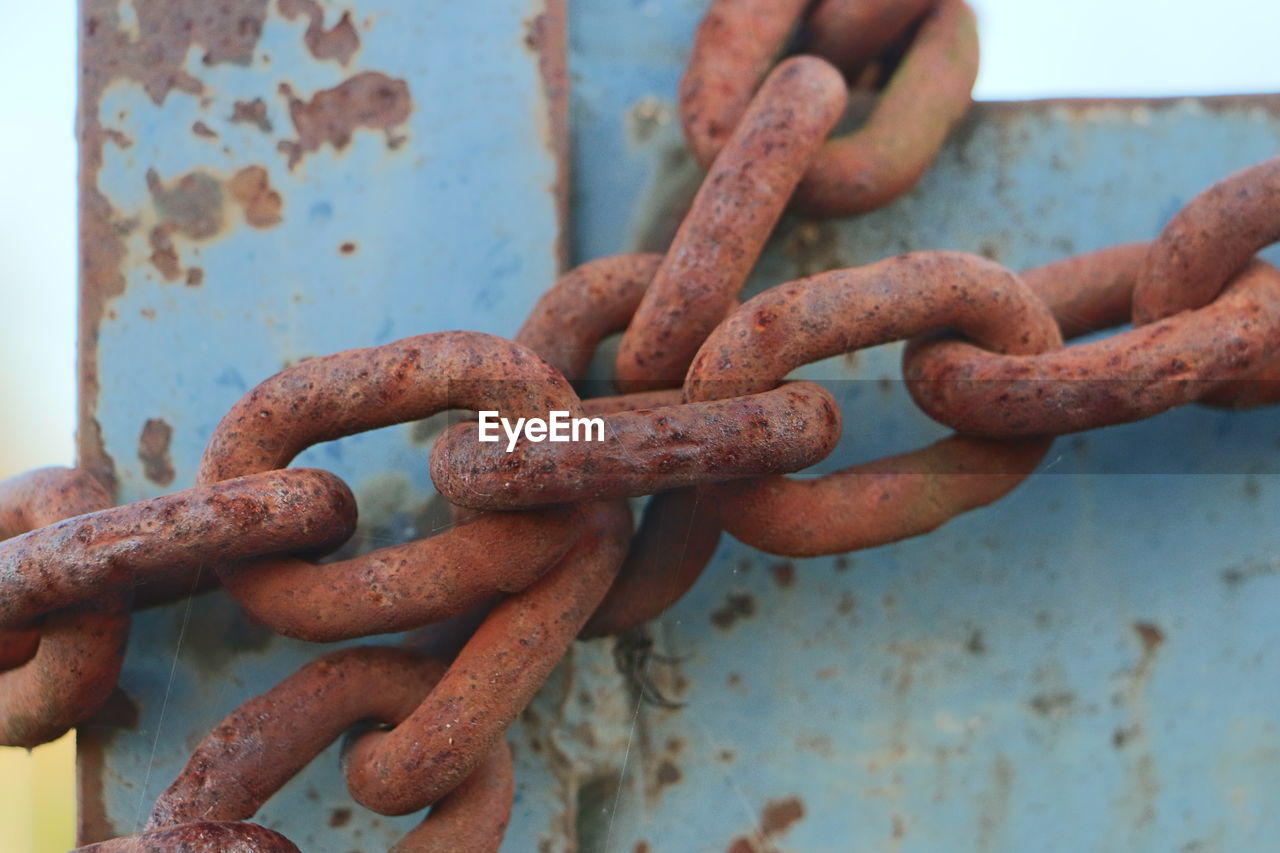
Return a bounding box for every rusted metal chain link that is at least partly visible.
[618,55,847,390]
[149,646,513,853]
[73,822,302,852]
[684,251,1061,556]
[679,0,979,218]
[904,255,1280,435]
[0,468,123,747]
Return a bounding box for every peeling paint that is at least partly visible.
[230,97,273,133]
[228,166,284,228]
[279,0,361,65]
[277,72,413,169]
[137,417,175,486]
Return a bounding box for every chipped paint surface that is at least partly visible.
[80,1,1280,851]
[78,0,566,846]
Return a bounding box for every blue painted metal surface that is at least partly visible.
[82,1,1280,850]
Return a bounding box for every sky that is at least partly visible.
[1,0,1279,471]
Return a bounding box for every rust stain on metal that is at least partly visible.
[277,72,412,169]
[770,561,796,588]
[228,166,284,228]
[145,169,225,281]
[191,120,218,139]
[725,795,806,852]
[761,797,805,835]
[524,0,569,270]
[148,169,225,239]
[710,591,757,631]
[137,418,176,486]
[231,97,273,132]
[279,0,361,65]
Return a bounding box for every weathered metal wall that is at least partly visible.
[80,1,1280,851]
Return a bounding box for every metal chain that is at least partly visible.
[0,0,1276,849]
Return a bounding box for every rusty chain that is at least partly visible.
[0,0,1277,849]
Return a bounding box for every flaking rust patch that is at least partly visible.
[145,168,225,282]
[279,0,361,65]
[278,72,412,169]
[137,418,175,486]
[229,166,284,228]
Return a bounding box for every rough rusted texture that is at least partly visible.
[712,436,1050,556]
[677,0,977,219]
[793,0,979,217]
[0,469,355,628]
[219,506,582,642]
[677,0,811,167]
[1024,241,1280,409]
[392,739,514,853]
[905,257,1280,435]
[685,252,1060,556]
[806,0,935,75]
[516,253,663,379]
[616,56,847,390]
[278,72,412,169]
[0,629,40,669]
[0,467,125,747]
[151,646,512,849]
[0,601,131,748]
[1133,157,1280,325]
[687,252,1062,399]
[344,501,631,815]
[581,388,685,416]
[1022,242,1147,337]
[430,382,842,510]
[581,487,723,637]
[200,331,579,482]
[279,0,361,65]
[74,822,300,853]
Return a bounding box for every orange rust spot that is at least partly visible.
[770,561,796,588]
[339,241,357,255]
[278,72,412,169]
[148,225,182,282]
[138,418,175,486]
[228,166,283,228]
[191,120,218,139]
[761,796,805,835]
[280,0,360,65]
[1134,621,1164,655]
[186,268,205,288]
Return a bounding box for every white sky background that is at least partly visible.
[0,0,1278,470]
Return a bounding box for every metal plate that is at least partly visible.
[81,1,1280,851]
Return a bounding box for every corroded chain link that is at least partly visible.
[1,1,1276,850]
